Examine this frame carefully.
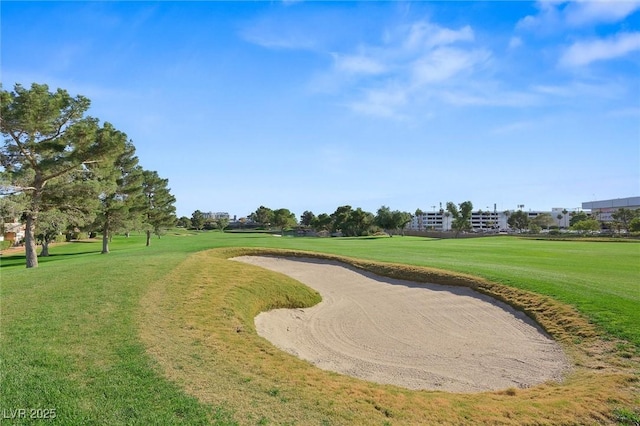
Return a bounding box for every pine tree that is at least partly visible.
[1,83,124,267]
[93,141,144,253]
[141,170,176,246]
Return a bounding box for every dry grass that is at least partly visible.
[139,247,640,425]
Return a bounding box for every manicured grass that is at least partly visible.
[1,237,227,425]
[1,231,638,425]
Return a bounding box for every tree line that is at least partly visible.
[182,202,640,237]
[506,208,640,234]
[178,205,415,237]
[253,205,415,237]
[181,203,480,237]
[1,83,177,268]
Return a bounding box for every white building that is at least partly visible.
[202,211,231,220]
[408,208,577,232]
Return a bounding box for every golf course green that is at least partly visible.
[1,232,638,425]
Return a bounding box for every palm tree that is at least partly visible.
[415,208,424,231]
[503,210,511,232]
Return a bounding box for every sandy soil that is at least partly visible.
[232,256,570,393]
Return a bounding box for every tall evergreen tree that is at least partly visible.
[93,140,144,253]
[36,167,102,255]
[141,170,176,246]
[191,210,205,230]
[1,83,124,267]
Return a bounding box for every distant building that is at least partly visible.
[2,221,26,245]
[582,197,640,222]
[202,211,231,221]
[408,208,578,232]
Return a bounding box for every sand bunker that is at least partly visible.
[232,256,570,393]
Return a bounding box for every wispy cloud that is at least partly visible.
[517,0,640,31]
[240,14,319,50]
[508,36,522,49]
[346,86,409,119]
[606,106,640,118]
[321,20,491,118]
[241,27,317,50]
[491,120,535,135]
[401,21,474,51]
[560,32,640,67]
[410,47,490,85]
[331,53,387,75]
[516,1,563,33]
[563,0,640,26]
[533,80,625,100]
[439,85,540,108]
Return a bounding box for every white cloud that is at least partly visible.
[516,1,562,32]
[411,47,490,85]
[403,22,474,51]
[560,32,640,67]
[439,87,540,108]
[517,0,640,30]
[332,53,387,75]
[323,20,489,118]
[533,81,624,99]
[241,29,316,50]
[564,0,640,26]
[532,84,573,96]
[347,86,409,119]
[508,36,522,49]
[240,14,319,50]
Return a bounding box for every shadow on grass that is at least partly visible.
[337,236,390,241]
[0,249,101,269]
[338,236,443,242]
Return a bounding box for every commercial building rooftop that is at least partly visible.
[582,197,640,210]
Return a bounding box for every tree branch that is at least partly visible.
[40,159,102,183]
[8,131,39,171]
[0,185,36,195]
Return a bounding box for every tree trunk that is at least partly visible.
[102,218,110,254]
[24,213,38,268]
[146,230,151,246]
[40,238,50,257]
[102,231,109,254]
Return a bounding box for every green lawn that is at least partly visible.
[1,231,638,424]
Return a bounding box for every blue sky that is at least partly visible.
[2,1,639,219]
